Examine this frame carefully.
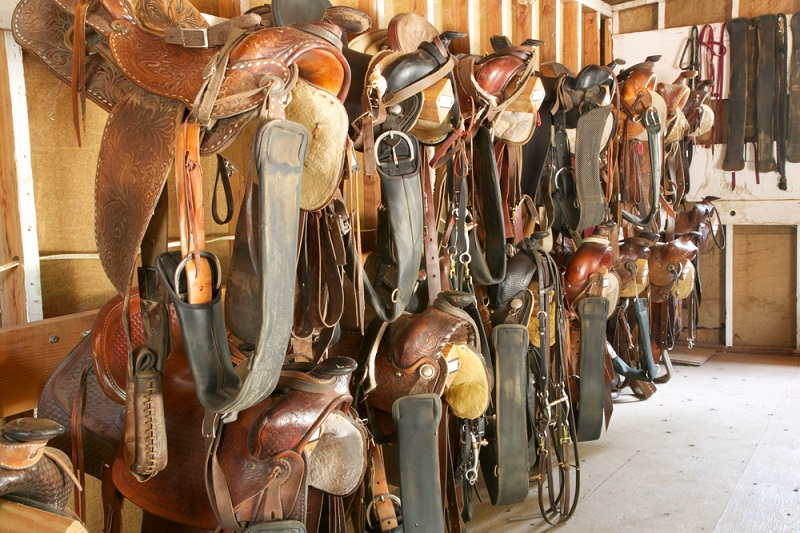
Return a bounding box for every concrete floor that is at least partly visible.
[469,352,800,532]
[80,351,800,532]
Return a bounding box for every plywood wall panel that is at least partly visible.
[697,246,725,345]
[665,0,730,29]
[618,4,658,34]
[731,226,796,347]
[739,0,800,18]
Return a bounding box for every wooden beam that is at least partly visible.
[539,0,558,63]
[582,9,600,67]
[657,0,665,29]
[562,1,581,73]
[0,310,96,417]
[610,0,660,11]
[577,0,612,17]
[714,201,800,225]
[796,225,800,350]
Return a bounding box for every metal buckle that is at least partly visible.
[165,28,209,48]
[374,130,415,167]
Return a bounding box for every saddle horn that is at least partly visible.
[439,30,467,49]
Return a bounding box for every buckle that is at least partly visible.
[165,28,209,48]
[374,130,415,167]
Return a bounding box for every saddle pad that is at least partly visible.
[221,79,348,212]
[574,105,613,232]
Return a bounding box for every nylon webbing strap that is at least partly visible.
[575,105,612,231]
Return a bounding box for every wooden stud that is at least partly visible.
[438,0,471,55]
[725,224,734,347]
[601,15,613,64]
[796,225,800,350]
[477,0,504,54]
[582,8,600,67]
[562,1,581,73]
[511,1,534,46]
[539,0,558,64]
[657,0,665,29]
[1,33,42,326]
[0,310,96,417]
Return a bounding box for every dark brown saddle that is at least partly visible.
[539,62,615,128]
[111,353,362,531]
[362,291,490,423]
[674,197,725,254]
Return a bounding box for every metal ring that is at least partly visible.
[365,494,402,529]
[173,251,222,301]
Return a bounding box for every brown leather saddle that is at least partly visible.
[647,234,699,303]
[0,418,81,518]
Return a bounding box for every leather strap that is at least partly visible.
[576,297,609,442]
[481,325,530,506]
[755,14,778,172]
[722,18,749,172]
[360,131,424,323]
[787,13,800,163]
[422,147,442,306]
[367,444,399,532]
[392,394,444,532]
[467,126,508,285]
